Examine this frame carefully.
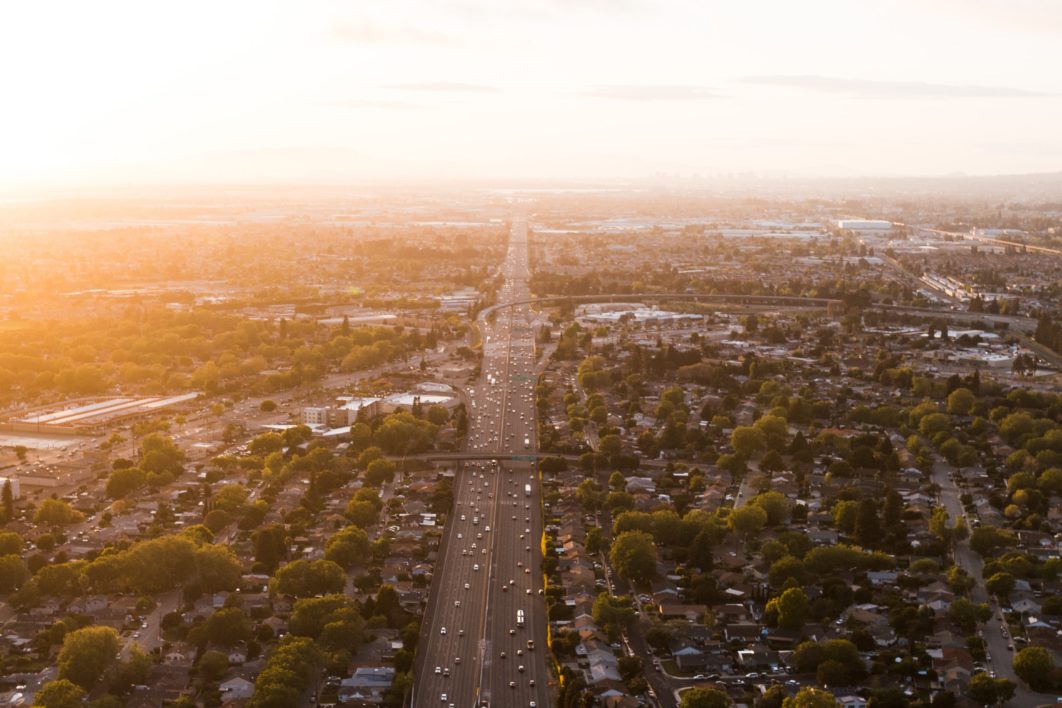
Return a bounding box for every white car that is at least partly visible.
[473,564,480,571]
[440,627,447,635]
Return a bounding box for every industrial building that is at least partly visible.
[4,393,200,435]
[837,219,893,232]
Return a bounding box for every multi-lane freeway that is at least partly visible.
[414,219,550,708]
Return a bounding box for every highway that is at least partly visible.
[414,219,550,708]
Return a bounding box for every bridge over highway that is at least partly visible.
[401,450,673,469]
[479,292,1037,333]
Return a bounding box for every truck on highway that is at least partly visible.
[524,483,531,497]
[516,609,525,627]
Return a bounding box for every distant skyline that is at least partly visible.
[3,0,1062,189]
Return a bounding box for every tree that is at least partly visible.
[32,680,86,708]
[577,480,605,512]
[105,466,147,498]
[289,595,364,644]
[324,527,371,569]
[750,491,789,526]
[1012,646,1054,691]
[766,587,809,631]
[270,559,345,598]
[816,659,849,687]
[139,433,185,476]
[34,499,84,525]
[193,543,241,594]
[600,434,623,459]
[204,607,253,646]
[929,507,966,546]
[248,635,322,708]
[203,509,233,533]
[967,673,1016,706]
[57,625,121,689]
[854,498,881,548]
[688,526,715,572]
[758,685,787,708]
[2,479,14,521]
[252,524,287,572]
[586,527,608,555]
[946,387,976,416]
[680,687,732,708]
[211,484,249,514]
[791,639,862,675]
[970,526,1015,557]
[753,414,790,451]
[0,554,30,593]
[365,458,396,486]
[592,593,636,634]
[731,426,766,458]
[349,422,373,452]
[783,687,841,708]
[249,432,286,456]
[919,412,952,437]
[0,531,23,555]
[984,572,1015,600]
[947,598,991,634]
[199,650,230,683]
[729,505,767,539]
[832,500,859,534]
[609,531,658,585]
[769,556,808,587]
[346,499,380,528]
[112,644,153,693]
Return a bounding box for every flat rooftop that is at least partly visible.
[15,393,199,428]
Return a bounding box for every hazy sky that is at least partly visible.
[3,0,1062,187]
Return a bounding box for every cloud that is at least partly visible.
[742,75,1050,98]
[330,21,462,47]
[323,99,421,110]
[912,0,1062,35]
[575,85,721,100]
[384,82,502,94]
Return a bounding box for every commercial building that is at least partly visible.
[6,394,200,435]
[300,384,461,434]
[837,219,893,232]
